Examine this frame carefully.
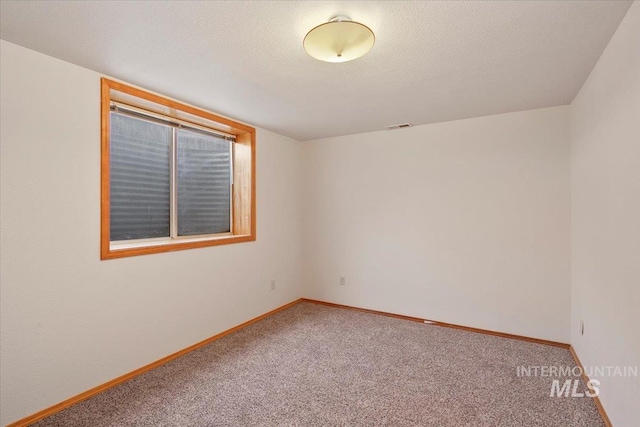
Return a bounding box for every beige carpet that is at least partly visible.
[35,302,604,426]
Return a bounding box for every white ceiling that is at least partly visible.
[0,1,633,141]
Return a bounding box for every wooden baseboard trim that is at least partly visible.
[301,298,570,349]
[569,345,613,427]
[7,298,304,427]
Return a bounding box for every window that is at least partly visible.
[101,78,255,259]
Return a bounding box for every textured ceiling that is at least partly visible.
[0,1,633,141]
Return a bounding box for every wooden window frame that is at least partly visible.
[100,78,256,260]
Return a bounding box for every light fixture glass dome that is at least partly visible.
[303,16,375,63]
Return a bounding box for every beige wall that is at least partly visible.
[302,106,571,343]
[570,2,640,425]
[0,40,304,425]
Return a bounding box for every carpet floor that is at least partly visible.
[35,302,604,426]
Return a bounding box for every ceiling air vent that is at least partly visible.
[386,123,412,130]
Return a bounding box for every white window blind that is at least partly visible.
[110,112,171,241]
[176,128,231,236]
[109,109,232,242]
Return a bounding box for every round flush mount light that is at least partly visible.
[303,16,375,63]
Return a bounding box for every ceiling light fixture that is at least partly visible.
[303,16,375,63]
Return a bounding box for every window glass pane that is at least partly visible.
[110,112,171,241]
[177,129,231,236]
